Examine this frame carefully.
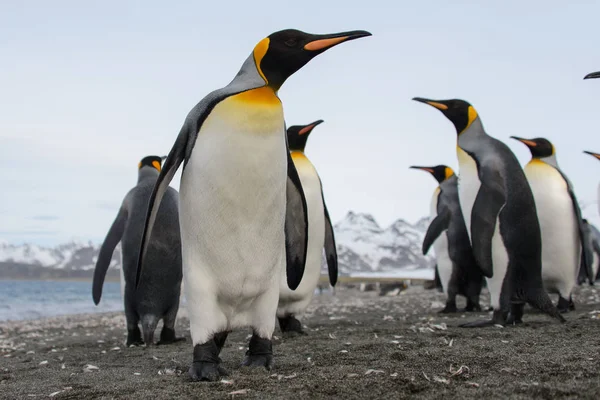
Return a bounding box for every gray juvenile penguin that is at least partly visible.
[413,98,564,327]
[92,155,183,346]
[579,219,600,285]
[583,151,600,218]
[410,165,484,313]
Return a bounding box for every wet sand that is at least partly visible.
[1,285,600,399]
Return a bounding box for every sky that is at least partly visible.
[1,1,600,246]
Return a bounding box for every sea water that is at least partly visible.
[0,280,123,321]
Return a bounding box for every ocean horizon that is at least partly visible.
[0,279,123,322]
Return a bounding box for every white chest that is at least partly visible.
[524,161,579,285]
[429,187,440,219]
[456,147,481,239]
[179,93,287,275]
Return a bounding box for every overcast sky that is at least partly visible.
[1,1,600,246]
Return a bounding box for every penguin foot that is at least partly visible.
[241,334,273,370]
[464,298,482,312]
[188,362,228,382]
[438,303,458,313]
[157,327,186,345]
[278,316,306,335]
[557,296,575,313]
[189,340,227,382]
[126,327,144,347]
[459,310,507,328]
[462,304,482,312]
[507,303,524,325]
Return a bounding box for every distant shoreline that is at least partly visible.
[0,276,120,283]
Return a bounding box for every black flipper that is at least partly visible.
[135,127,188,288]
[422,209,450,255]
[285,150,308,290]
[556,169,594,284]
[470,166,506,278]
[92,206,127,305]
[320,178,338,287]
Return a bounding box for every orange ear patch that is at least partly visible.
[444,167,455,179]
[138,162,142,169]
[152,161,161,171]
[253,37,270,83]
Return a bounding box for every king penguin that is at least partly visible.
[583,151,600,218]
[277,120,338,334]
[92,156,183,346]
[410,165,484,313]
[584,71,600,80]
[579,219,600,285]
[135,29,371,381]
[412,98,564,327]
[511,136,593,311]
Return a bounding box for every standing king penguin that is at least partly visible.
[410,165,484,313]
[412,98,564,327]
[511,137,593,311]
[579,219,600,285]
[93,156,183,346]
[136,29,371,381]
[277,120,338,334]
[583,151,600,218]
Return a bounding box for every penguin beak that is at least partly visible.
[510,136,538,148]
[304,31,372,52]
[412,97,448,111]
[298,119,324,136]
[584,71,600,80]
[584,151,600,160]
[161,155,168,160]
[409,166,435,174]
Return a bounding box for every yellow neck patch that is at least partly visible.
[253,37,270,85]
[233,86,281,105]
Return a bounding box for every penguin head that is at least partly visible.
[287,120,324,151]
[510,137,555,159]
[409,165,454,184]
[138,155,164,172]
[253,29,371,91]
[412,98,479,135]
[584,71,600,80]
[584,151,600,162]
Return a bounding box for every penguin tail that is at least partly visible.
[141,315,159,345]
[526,289,566,323]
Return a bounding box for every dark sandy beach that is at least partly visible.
[1,285,600,399]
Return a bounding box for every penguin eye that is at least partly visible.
[284,38,298,47]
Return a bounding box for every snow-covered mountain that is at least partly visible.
[0,212,432,278]
[333,212,432,275]
[0,240,121,273]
